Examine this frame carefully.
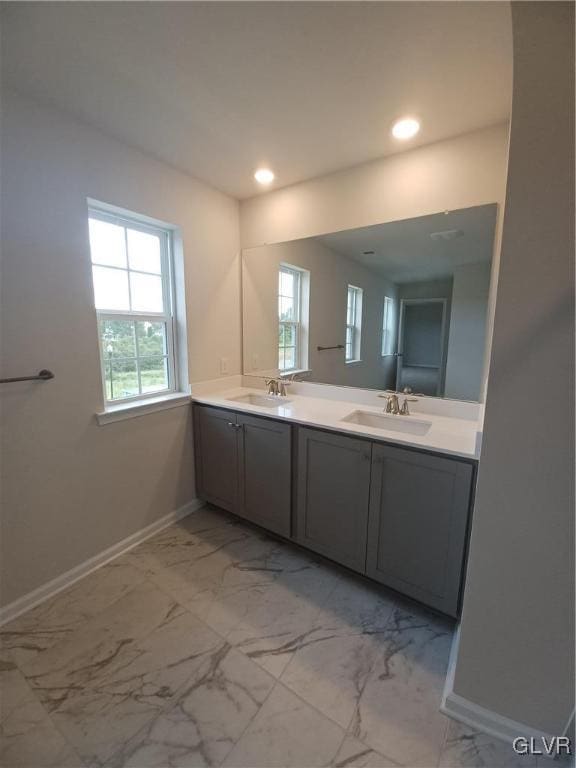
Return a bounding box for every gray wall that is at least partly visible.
[0,92,240,607]
[452,1,574,734]
[397,279,453,396]
[445,262,491,401]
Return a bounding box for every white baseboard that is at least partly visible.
[0,498,203,627]
[441,626,560,747]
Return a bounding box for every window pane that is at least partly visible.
[139,356,169,393]
[89,218,126,268]
[130,272,164,312]
[280,270,295,298]
[279,296,295,321]
[100,319,136,358]
[283,347,296,370]
[92,265,130,311]
[107,359,138,400]
[127,229,162,274]
[136,321,167,357]
[283,324,295,346]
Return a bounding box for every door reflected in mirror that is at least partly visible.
[242,203,497,401]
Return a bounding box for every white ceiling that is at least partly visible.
[2,2,512,200]
[317,204,497,283]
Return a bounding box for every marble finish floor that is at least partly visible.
[1,505,541,768]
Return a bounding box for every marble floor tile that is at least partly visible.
[317,576,397,636]
[349,606,453,768]
[1,507,465,768]
[225,573,339,678]
[39,606,225,766]
[144,524,267,606]
[0,688,84,768]
[280,628,384,729]
[439,720,539,768]
[0,560,144,670]
[222,683,345,768]
[23,582,186,702]
[278,576,398,728]
[332,736,401,767]
[0,658,38,723]
[182,542,340,638]
[107,644,275,768]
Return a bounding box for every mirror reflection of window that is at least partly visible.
[381,296,396,356]
[278,264,302,372]
[346,285,363,362]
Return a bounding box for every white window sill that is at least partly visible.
[96,392,191,425]
[345,359,363,366]
[279,368,312,378]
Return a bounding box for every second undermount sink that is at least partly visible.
[341,410,432,436]
[228,393,292,408]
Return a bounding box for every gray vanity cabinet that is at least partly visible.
[195,403,475,618]
[194,405,240,513]
[296,427,371,573]
[194,405,292,535]
[366,444,473,616]
[237,413,291,537]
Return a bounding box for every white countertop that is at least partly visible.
[191,385,482,460]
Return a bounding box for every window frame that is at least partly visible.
[278,264,303,373]
[381,295,395,356]
[88,206,178,407]
[345,284,363,363]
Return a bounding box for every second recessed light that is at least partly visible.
[254,168,275,185]
[392,118,420,140]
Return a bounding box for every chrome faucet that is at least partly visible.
[265,378,279,396]
[399,397,418,416]
[379,389,418,415]
[264,377,292,397]
[382,393,400,414]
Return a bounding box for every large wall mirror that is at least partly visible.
[242,204,497,401]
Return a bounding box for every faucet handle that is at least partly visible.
[399,397,418,416]
[264,378,279,395]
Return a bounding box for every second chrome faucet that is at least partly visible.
[265,378,290,397]
[379,390,418,416]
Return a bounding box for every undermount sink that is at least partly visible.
[341,410,432,435]
[228,393,292,408]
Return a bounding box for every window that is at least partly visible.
[345,285,363,362]
[381,296,396,356]
[278,265,303,372]
[88,207,177,405]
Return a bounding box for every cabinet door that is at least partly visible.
[194,406,239,513]
[367,444,473,616]
[296,427,371,572]
[237,414,292,537]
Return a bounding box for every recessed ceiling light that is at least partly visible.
[254,168,275,185]
[392,118,420,140]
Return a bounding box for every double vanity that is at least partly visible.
[192,383,480,618]
[192,203,495,619]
